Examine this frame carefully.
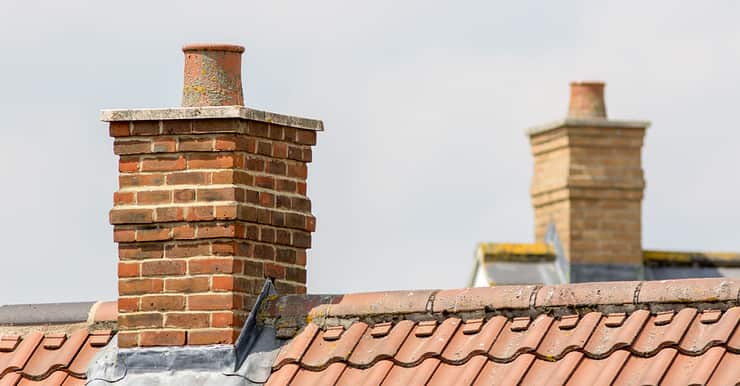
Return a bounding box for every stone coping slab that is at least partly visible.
[101,106,324,131]
[526,117,651,136]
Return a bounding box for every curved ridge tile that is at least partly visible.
[301,322,367,370]
[394,318,461,365]
[327,290,436,317]
[291,362,346,386]
[337,360,394,386]
[22,329,88,379]
[441,317,506,363]
[613,348,678,386]
[630,308,697,356]
[536,312,601,360]
[272,323,319,370]
[535,282,640,307]
[472,354,535,386]
[488,314,553,362]
[0,332,43,376]
[521,351,583,386]
[661,347,725,386]
[637,278,740,304]
[348,320,414,367]
[566,350,630,386]
[584,310,650,358]
[729,323,740,352]
[679,307,740,354]
[708,351,740,386]
[381,358,440,386]
[433,286,536,313]
[428,356,488,386]
[265,363,299,386]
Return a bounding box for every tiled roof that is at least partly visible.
[0,301,116,385]
[260,278,740,385]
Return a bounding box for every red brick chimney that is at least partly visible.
[103,44,323,348]
[528,81,649,282]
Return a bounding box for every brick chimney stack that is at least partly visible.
[103,44,323,348]
[528,81,650,282]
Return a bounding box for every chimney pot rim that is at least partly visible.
[570,81,605,87]
[182,43,245,53]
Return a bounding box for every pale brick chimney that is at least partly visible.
[103,44,323,348]
[528,81,650,282]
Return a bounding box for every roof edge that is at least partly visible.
[644,249,740,267]
[525,117,651,136]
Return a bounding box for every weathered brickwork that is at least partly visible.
[530,124,646,267]
[110,118,316,347]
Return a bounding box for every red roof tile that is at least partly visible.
[263,278,740,385]
[0,328,112,385]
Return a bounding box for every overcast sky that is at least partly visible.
[1,1,739,304]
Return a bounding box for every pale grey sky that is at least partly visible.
[1,1,739,304]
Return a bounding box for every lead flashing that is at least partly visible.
[100,106,324,131]
[526,117,651,136]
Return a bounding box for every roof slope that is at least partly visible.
[0,301,116,385]
[260,278,740,385]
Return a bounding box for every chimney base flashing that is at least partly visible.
[101,106,324,132]
[525,117,650,136]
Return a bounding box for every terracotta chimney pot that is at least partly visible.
[568,81,606,119]
[181,43,245,107]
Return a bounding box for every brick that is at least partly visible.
[188,294,238,311]
[198,187,236,202]
[210,312,241,328]
[165,312,209,328]
[187,329,238,345]
[137,190,171,205]
[214,204,237,220]
[192,119,241,133]
[118,243,164,260]
[286,266,306,283]
[139,330,186,347]
[179,137,213,152]
[287,146,302,161]
[245,157,264,172]
[140,295,186,311]
[188,153,239,169]
[114,140,151,155]
[167,171,208,185]
[162,120,192,135]
[211,240,238,256]
[275,229,291,246]
[109,122,131,137]
[254,244,275,260]
[211,276,235,291]
[264,262,286,279]
[244,260,263,277]
[295,250,307,266]
[197,223,236,238]
[257,141,272,156]
[119,157,139,173]
[255,176,274,189]
[165,242,210,258]
[141,156,186,172]
[142,260,186,276]
[259,192,274,207]
[114,228,136,242]
[173,189,195,203]
[276,248,296,264]
[156,207,184,222]
[276,179,296,193]
[260,227,276,243]
[118,262,140,278]
[119,313,163,329]
[292,197,311,212]
[286,213,306,229]
[131,121,160,136]
[287,163,307,179]
[297,182,307,195]
[272,142,288,158]
[185,206,214,222]
[117,332,138,348]
[189,257,236,275]
[110,208,153,224]
[119,173,164,188]
[152,138,177,153]
[268,125,284,140]
[295,129,317,145]
[172,224,196,240]
[247,121,269,137]
[113,191,135,205]
[292,231,311,248]
[118,297,139,313]
[164,277,209,293]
